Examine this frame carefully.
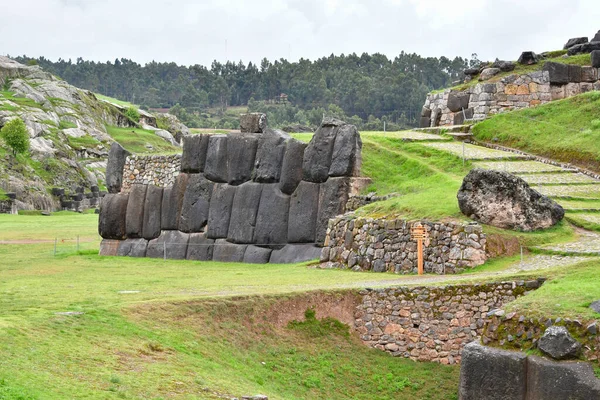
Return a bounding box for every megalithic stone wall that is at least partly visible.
[99,117,369,264]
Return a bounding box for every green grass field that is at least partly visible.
[473,91,600,172]
[105,126,180,154]
[95,93,138,109]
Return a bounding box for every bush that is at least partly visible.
[124,106,140,123]
[1,118,29,155]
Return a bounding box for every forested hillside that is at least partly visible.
[14,53,470,129]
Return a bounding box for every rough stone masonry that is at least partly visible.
[98,115,368,264]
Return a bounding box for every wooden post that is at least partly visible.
[417,237,424,275]
[410,222,428,276]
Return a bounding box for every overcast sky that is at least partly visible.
[2,0,600,67]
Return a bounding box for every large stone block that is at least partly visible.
[125,184,147,238]
[316,177,350,244]
[146,230,190,259]
[117,238,148,257]
[243,245,272,264]
[207,183,236,239]
[269,244,322,263]
[447,91,470,112]
[592,50,600,68]
[212,239,247,262]
[239,113,267,133]
[582,65,598,81]
[142,185,163,240]
[227,133,258,185]
[254,184,290,245]
[543,62,570,84]
[279,139,307,195]
[302,119,340,183]
[203,135,228,183]
[288,181,319,243]
[179,174,213,233]
[227,182,263,243]
[518,51,539,65]
[526,356,600,400]
[569,65,582,83]
[419,117,431,128]
[253,132,286,183]
[564,37,588,50]
[538,326,581,360]
[161,173,189,230]
[453,108,474,126]
[105,142,130,194]
[329,124,362,177]
[98,193,129,240]
[181,134,209,173]
[186,232,214,261]
[99,239,120,256]
[458,342,527,400]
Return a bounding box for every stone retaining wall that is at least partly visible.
[354,280,543,364]
[320,217,486,274]
[345,193,398,212]
[423,64,600,127]
[122,154,181,192]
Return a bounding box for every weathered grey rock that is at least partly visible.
[571,41,600,55]
[316,177,349,244]
[453,108,474,125]
[538,326,581,360]
[98,193,129,240]
[125,184,147,238]
[421,107,432,118]
[302,121,339,183]
[181,134,209,173]
[458,342,527,400]
[141,185,163,240]
[592,51,600,68]
[207,183,236,239]
[179,174,213,233]
[203,135,228,183]
[518,51,539,65]
[253,132,286,183]
[288,181,319,243]
[568,44,585,56]
[464,68,480,76]
[161,173,189,230]
[279,139,307,195]
[146,230,189,259]
[593,30,600,43]
[269,244,321,263]
[491,60,516,72]
[329,124,362,177]
[254,184,290,245]
[227,182,263,243]
[227,133,258,185]
[419,117,431,128]
[243,245,272,264]
[212,239,247,262]
[186,232,214,261]
[526,356,600,400]
[590,300,600,313]
[479,68,501,81]
[543,62,570,84]
[117,238,148,257]
[105,142,131,193]
[457,169,564,231]
[569,64,583,83]
[447,92,471,112]
[99,239,120,256]
[564,37,588,50]
[239,113,267,133]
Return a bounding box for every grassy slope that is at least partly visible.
[473,91,600,171]
[106,126,180,154]
[95,93,138,108]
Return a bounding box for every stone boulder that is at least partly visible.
[590,300,600,314]
[564,37,588,50]
[147,230,189,259]
[518,51,539,65]
[302,119,340,183]
[593,30,600,43]
[568,41,600,56]
[447,92,471,112]
[329,124,362,177]
[212,239,247,262]
[227,133,258,185]
[117,238,148,257]
[125,184,147,238]
[186,232,214,261]
[207,183,236,239]
[592,50,600,68]
[253,131,286,183]
[543,62,570,84]
[243,245,272,264]
[204,135,228,183]
[227,182,263,243]
[538,326,581,360]
[463,68,480,77]
[253,184,289,245]
[279,139,306,195]
[142,185,163,240]
[161,173,188,230]
[240,113,267,133]
[459,341,527,400]
[98,193,129,240]
[457,169,564,231]
[179,174,213,233]
[491,60,515,72]
[105,142,130,194]
[479,68,500,81]
[288,181,319,243]
[526,356,600,400]
[181,134,209,173]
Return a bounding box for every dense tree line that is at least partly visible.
[15,53,469,129]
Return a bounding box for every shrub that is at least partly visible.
[1,118,29,155]
[124,106,140,123]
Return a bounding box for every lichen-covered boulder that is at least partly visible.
[457,169,564,231]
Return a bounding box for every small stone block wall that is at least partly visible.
[122,154,181,192]
[320,217,486,274]
[355,280,543,364]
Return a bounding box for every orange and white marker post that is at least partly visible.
[410,222,428,276]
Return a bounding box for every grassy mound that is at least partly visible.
[106,126,180,154]
[472,91,600,171]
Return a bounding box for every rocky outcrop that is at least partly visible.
[457,169,564,231]
[99,117,364,264]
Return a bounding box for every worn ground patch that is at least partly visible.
[472,160,569,174]
[422,142,528,160]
